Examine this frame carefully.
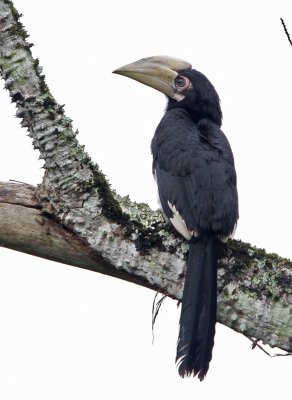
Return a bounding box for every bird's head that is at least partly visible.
[113,55,222,126]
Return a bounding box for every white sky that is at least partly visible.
[0,1,292,399]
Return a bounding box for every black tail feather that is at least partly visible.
[176,235,217,380]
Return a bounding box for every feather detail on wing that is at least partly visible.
[167,201,196,240]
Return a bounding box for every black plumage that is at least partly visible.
[114,56,239,380]
[152,69,238,379]
[152,108,238,238]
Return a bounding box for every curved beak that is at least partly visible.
[113,55,192,98]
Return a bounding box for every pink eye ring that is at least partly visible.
[175,75,191,90]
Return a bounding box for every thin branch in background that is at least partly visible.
[280,18,292,46]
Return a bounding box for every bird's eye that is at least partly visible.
[175,75,190,90]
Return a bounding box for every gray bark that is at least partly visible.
[0,0,291,353]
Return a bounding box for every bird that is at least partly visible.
[113,56,239,380]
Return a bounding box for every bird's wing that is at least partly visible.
[152,113,238,238]
[154,166,196,240]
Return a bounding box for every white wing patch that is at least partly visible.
[167,201,197,241]
[153,170,197,240]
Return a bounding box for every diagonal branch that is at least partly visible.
[280,18,292,47]
[0,1,291,354]
[0,180,291,353]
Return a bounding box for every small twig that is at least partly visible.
[151,291,167,344]
[280,18,292,46]
[246,335,292,357]
[271,352,292,358]
[248,337,272,357]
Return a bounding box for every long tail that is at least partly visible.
[176,235,217,381]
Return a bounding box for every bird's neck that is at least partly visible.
[166,98,222,127]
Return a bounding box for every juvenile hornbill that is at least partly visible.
[113,56,239,380]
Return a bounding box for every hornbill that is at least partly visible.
[113,56,239,380]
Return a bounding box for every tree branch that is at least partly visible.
[0,1,291,354]
[0,181,162,286]
[280,18,292,47]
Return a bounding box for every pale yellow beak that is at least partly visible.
[113,55,192,98]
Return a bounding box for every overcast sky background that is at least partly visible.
[0,1,292,399]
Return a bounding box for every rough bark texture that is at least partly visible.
[0,0,291,354]
[0,181,165,286]
[0,181,113,275]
